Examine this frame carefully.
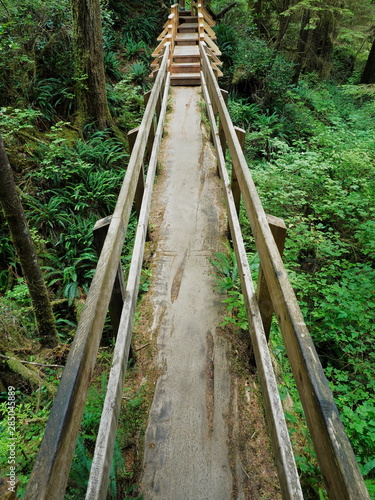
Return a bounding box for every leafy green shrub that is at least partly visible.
[244,80,375,481]
[0,107,43,140]
[232,36,294,106]
[109,80,145,131]
[0,394,52,497]
[24,77,74,123]
[0,0,73,108]
[227,97,261,130]
[124,39,149,61]
[104,50,123,81]
[21,127,128,301]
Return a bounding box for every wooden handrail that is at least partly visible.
[200,41,370,500]
[24,44,171,500]
[85,72,171,500]
[201,68,303,500]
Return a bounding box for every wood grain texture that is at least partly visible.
[200,42,369,500]
[24,45,170,500]
[201,71,303,500]
[231,126,245,216]
[256,215,286,341]
[93,216,125,339]
[86,72,172,500]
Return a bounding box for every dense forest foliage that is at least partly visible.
[0,0,374,498]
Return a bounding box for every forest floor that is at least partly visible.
[131,87,281,499]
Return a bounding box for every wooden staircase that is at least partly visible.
[170,11,201,86]
[151,2,222,86]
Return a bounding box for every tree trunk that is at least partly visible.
[253,0,266,35]
[71,0,111,130]
[306,11,338,76]
[0,137,58,348]
[361,38,375,83]
[274,0,291,50]
[293,9,311,84]
[205,2,238,21]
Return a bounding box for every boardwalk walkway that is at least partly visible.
[141,86,236,499]
[23,5,370,496]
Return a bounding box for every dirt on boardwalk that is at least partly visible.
[137,87,281,500]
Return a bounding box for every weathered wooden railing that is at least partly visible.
[199,40,370,500]
[152,2,221,78]
[151,3,179,73]
[24,44,171,500]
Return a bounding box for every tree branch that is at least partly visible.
[0,354,64,369]
[206,2,238,21]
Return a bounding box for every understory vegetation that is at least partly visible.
[0,0,163,497]
[0,0,374,498]
[210,0,375,498]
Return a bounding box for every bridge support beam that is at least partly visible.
[128,127,151,241]
[231,125,245,216]
[256,214,287,341]
[219,89,228,158]
[93,216,134,361]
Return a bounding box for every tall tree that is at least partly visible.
[293,8,311,83]
[292,1,343,82]
[249,0,271,36]
[0,137,58,348]
[274,0,293,49]
[306,8,340,76]
[71,0,111,129]
[361,37,375,83]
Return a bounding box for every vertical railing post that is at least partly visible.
[144,91,156,161]
[198,4,205,44]
[167,22,174,64]
[172,4,179,34]
[128,127,150,241]
[192,0,198,16]
[256,215,286,341]
[231,126,245,215]
[219,89,228,157]
[93,218,135,361]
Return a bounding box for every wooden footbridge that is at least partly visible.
[25,2,369,499]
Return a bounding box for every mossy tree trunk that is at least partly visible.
[0,137,58,348]
[293,9,311,84]
[274,0,291,50]
[306,11,338,76]
[250,0,269,36]
[361,38,375,83]
[294,3,341,82]
[71,0,111,130]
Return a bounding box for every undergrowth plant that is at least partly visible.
[65,373,147,499]
[224,77,375,497]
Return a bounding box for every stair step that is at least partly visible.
[171,62,201,74]
[178,23,198,33]
[170,72,201,86]
[173,45,200,63]
[176,33,198,42]
[179,15,198,23]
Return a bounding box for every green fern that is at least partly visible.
[127,62,150,90]
[210,242,239,292]
[122,14,159,45]
[67,374,126,498]
[69,435,92,494]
